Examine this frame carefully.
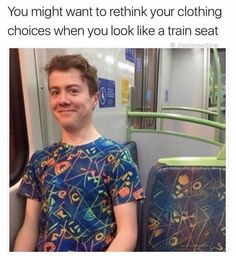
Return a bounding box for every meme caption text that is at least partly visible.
[7,5,222,38]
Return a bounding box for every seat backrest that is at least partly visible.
[123,141,139,168]
[123,141,143,251]
[142,164,225,251]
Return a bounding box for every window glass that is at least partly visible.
[10,49,29,186]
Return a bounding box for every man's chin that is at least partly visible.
[61,124,76,131]
[59,122,81,133]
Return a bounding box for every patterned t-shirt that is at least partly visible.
[18,137,144,252]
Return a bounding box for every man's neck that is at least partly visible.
[61,125,101,146]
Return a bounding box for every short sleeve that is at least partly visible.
[108,147,145,205]
[17,152,42,201]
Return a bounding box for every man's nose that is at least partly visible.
[58,92,70,105]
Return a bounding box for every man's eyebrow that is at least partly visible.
[48,86,58,91]
[49,84,81,90]
[66,84,82,88]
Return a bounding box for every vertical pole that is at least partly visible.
[213,48,222,141]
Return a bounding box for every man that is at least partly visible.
[14,54,144,252]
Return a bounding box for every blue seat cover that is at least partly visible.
[142,165,225,251]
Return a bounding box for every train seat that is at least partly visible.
[123,141,139,167]
[123,140,144,251]
[141,158,225,252]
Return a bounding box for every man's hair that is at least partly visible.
[45,54,98,96]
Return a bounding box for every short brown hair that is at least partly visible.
[45,54,98,96]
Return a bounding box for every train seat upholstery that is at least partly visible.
[123,141,139,168]
[123,141,144,251]
[142,162,225,252]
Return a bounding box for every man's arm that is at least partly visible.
[106,201,138,251]
[14,198,41,251]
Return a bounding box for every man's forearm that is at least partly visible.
[14,224,38,251]
[106,231,137,252]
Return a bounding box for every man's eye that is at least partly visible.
[70,89,79,94]
[50,90,59,96]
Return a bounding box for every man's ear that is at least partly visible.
[93,92,99,109]
[95,91,99,103]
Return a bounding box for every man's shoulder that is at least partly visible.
[97,137,125,153]
[31,142,60,160]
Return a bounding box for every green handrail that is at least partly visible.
[158,156,225,167]
[160,105,219,138]
[161,106,218,116]
[127,111,225,130]
[128,128,224,147]
[213,48,222,123]
[127,110,225,148]
[212,49,223,141]
[127,110,225,160]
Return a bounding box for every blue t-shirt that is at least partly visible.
[18,137,144,251]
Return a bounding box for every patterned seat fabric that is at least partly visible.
[142,164,225,251]
[123,141,142,251]
[123,141,139,168]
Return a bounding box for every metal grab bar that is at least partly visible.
[161,106,218,116]
[127,111,225,130]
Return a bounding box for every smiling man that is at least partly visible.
[14,54,144,252]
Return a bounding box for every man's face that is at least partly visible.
[48,68,98,132]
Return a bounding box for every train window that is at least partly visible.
[10,49,29,186]
[131,49,159,129]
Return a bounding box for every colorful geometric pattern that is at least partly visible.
[18,137,144,251]
[143,165,225,251]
